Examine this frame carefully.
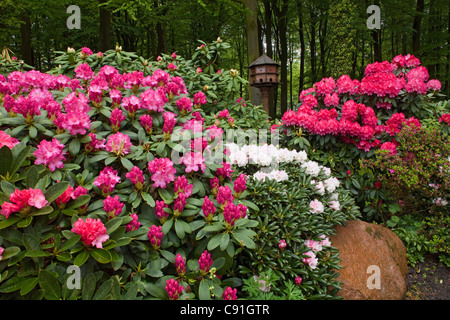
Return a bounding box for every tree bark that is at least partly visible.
[297,2,305,93]
[412,0,424,54]
[273,0,289,115]
[243,0,261,107]
[99,0,112,52]
[20,12,33,66]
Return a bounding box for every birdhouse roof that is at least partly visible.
[249,54,280,67]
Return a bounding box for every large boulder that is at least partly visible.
[330,220,408,300]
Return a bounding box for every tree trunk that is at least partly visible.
[263,0,276,118]
[99,0,112,52]
[297,2,305,93]
[274,0,289,116]
[20,12,33,66]
[309,10,317,84]
[243,0,261,107]
[412,0,424,55]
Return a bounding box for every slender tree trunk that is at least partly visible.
[243,0,261,107]
[263,0,276,118]
[274,0,289,116]
[99,0,111,52]
[20,12,33,66]
[412,0,424,55]
[297,2,305,92]
[446,6,450,92]
[309,10,317,83]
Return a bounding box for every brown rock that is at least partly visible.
[330,220,408,300]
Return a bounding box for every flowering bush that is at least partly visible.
[361,124,450,217]
[280,54,449,222]
[0,45,263,300]
[226,143,360,299]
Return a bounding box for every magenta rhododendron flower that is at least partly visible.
[125,166,145,190]
[162,111,177,135]
[1,188,48,219]
[105,132,133,156]
[216,185,233,207]
[71,218,109,248]
[202,196,216,222]
[140,88,166,112]
[139,114,153,134]
[222,287,237,300]
[438,114,450,125]
[295,276,302,286]
[223,202,247,228]
[380,142,398,155]
[174,175,193,198]
[147,157,176,188]
[34,138,66,172]
[427,79,441,91]
[155,200,169,222]
[94,166,121,196]
[121,95,141,117]
[103,195,124,219]
[175,96,193,114]
[198,250,213,275]
[233,173,246,197]
[179,151,206,173]
[0,131,19,149]
[110,108,125,132]
[75,63,94,81]
[165,279,184,300]
[148,225,163,250]
[175,253,186,277]
[85,132,106,152]
[173,193,187,217]
[193,91,207,106]
[126,213,141,232]
[0,247,4,261]
[216,162,234,181]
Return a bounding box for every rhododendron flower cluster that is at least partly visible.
[105,132,133,156]
[223,202,247,228]
[33,138,66,172]
[94,166,121,196]
[198,250,213,275]
[103,195,124,219]
[126,213,141,232]
[165,279,184,300]
[1,188,48,218]
[0,131,19,149]
[155,200,169,222]
[175,253,186,277]
[147,157,176,188]
[125,166,145,190]
[71,218,109,248]
[222,287,238,300]
[202,196,216,221]
[148,225,163,250]
[281,54,440,152]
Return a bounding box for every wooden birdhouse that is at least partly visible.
[249,54,280,114]
[249,54,280,86]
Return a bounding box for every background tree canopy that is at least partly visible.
[1,0,449,117]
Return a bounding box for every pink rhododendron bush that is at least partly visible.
[280,54,450,221]
[0,46,267,300]
[0,41,361,300]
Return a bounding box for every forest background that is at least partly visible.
[1,0,449,117]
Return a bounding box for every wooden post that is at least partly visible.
[260,86,271,115]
